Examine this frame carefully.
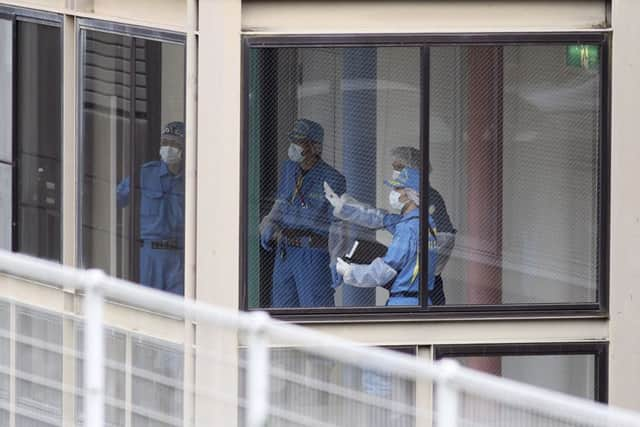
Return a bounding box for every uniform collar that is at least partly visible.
[158,161,170,176]
[402,208,420,220]
[159,161,183,178]
[298,157,323,174]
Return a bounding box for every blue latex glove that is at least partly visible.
[260,223,277,251]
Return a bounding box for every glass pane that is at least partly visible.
[449,352,597,400]
[0,18,12,251]
[430,44,600,305]
[15,21,62,261]
[15,306,63,424]
[75,327,126,427]
[0,164,11,251]
[0,18,11,164]
[131,336,183,426]
[81,30,186,295]
[248,47,425,309]
[240,347,416,427]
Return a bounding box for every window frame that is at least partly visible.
[434,341,609,403]
[76,18,187,301]
[240,32,611,320]
[0,6,64,262]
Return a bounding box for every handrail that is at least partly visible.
[1,249,639,427]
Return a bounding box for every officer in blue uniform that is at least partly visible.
[333,167,436,306]
[260,118,346,307]
[117,121,185,295]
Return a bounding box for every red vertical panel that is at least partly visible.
[466,46,503,309]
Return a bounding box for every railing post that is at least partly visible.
[436,359,460,427]
[84,269,106,427]
[246,312,271,427]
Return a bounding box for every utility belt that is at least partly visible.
[139,239,183,250]
[390,290,419,299]
[280,228,328,249]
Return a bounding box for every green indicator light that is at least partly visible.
[566,45,600,69]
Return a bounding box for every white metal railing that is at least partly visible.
[0,249,639,427]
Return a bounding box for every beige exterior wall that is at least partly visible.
[242,0,607,33]
[609,0,640,412]
[4,0,640,417]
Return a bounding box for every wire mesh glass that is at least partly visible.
[247,41,603,310]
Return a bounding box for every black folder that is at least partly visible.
[343,239,388,264]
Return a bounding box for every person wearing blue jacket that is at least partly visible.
[331,167,436,306]
[117,121,185,295]
[259,118,346,307]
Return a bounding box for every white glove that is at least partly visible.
[335,257,352,277]
[324,181,345,215]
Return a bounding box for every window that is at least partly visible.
[435,343,607,401]
[79,22,186,296]
[16,306,63,426]
[76,328,183,427]
[240,346,416,426]
[243,34,609,315]
[0,10,62,262]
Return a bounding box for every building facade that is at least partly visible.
[0,0,639,425]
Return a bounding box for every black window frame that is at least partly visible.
[241,32,611,320]
[76,18,187,292]
[0,5,64,263]
[434,341,608,403]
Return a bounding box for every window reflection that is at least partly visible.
[81,30,186,295]
[0,19,62,261]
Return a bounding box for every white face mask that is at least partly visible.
[389,190,405,211]
[160,146,182,164]
[288,143,304,163]
[391,170,401,180]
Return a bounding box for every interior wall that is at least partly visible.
[161,43,186,130]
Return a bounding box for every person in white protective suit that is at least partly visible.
[325,147,456,304]
[391,147,456,304]
[326,167,437,305]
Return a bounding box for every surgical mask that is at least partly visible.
[288,143,304,162]
[389,190,405,210]
[391,170,401,180]
[160,146,182,164]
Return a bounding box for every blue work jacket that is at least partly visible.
[275,159,346,237]
[382,209,436,298]
[116,161,185,242]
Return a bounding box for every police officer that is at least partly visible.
[332,167,437,306]
[390,146,455,305]
[260,118,346,307]
[117,121,185,295]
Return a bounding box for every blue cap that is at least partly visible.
[385,167,420,192]
[288,119,324,145]
[161,121,185,142]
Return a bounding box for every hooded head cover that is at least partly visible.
[288,118,324,145]
[385,167,420,207]
[161,121,185,145]
[390,146,432,173]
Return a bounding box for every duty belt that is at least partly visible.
[140,239,183,250]
[280,229,328,249]
[390,290,419,298]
